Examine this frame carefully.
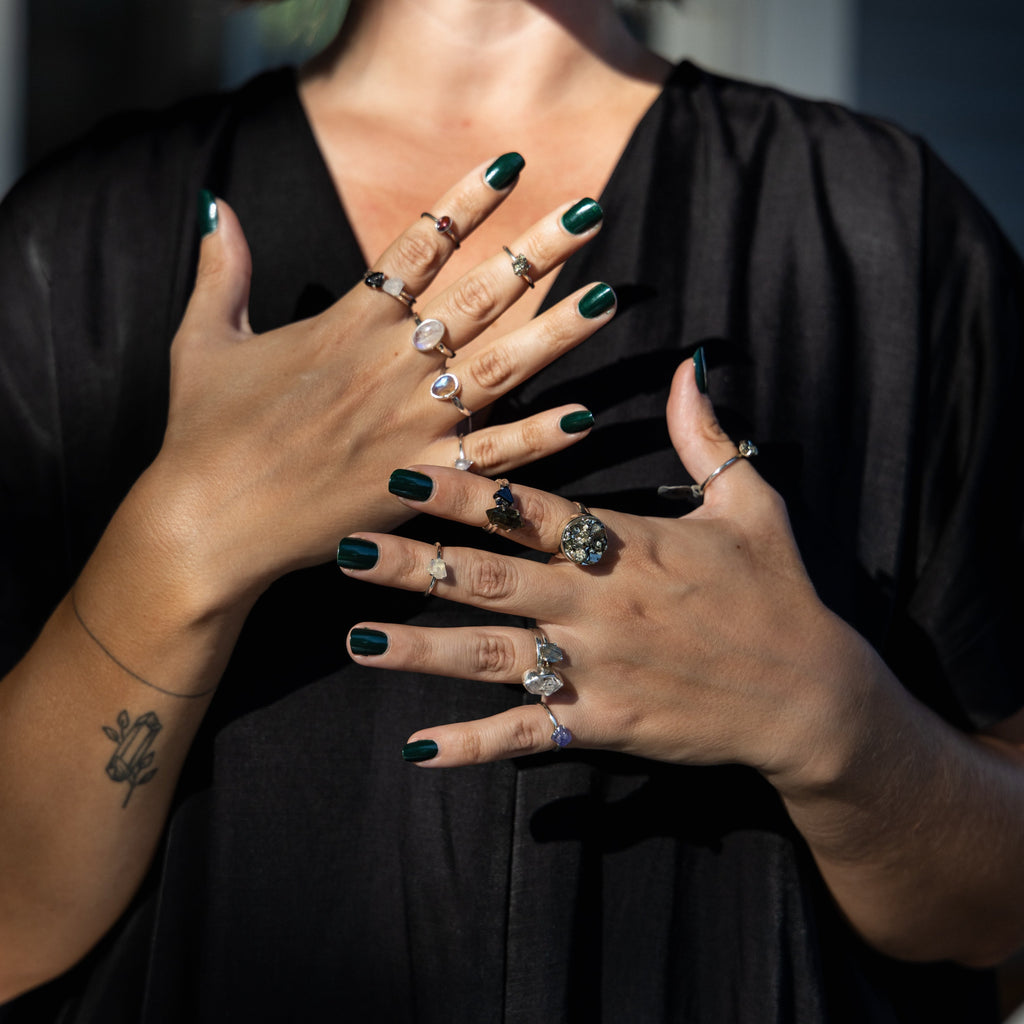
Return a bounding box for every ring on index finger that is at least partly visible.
[421,212,461,249]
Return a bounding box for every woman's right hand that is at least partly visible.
[146,156,612,610]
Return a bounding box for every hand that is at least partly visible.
[142,157,614,606]
[338,356,889,787]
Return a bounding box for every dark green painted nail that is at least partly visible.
[694,346,708,394]
[402,739,438,762]
[561,198,603,235]
[336,537,379,570]
[578,283,616,319]
[349,628,389,656]
[388,469,434,501]
[560,409,595,434]
[484,152,525,191]
[198,189,218,237]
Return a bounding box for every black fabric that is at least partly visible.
[1,61,1020,1022]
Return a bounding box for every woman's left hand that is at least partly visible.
[338,356,892,786]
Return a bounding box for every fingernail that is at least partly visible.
[388,469,434,501]
[336,537,379,570]
[559,409,595,434]
[349,628,389,656]
[561,197,603,235]
[694,346,708,394]
[578,282,616,319]
[484,152,525,191]
[198,189,218,237]
[402,739,438,762]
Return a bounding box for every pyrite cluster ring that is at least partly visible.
[540,700,572,749]
[363,269,416,309]
[429,372,473,417]
[425,542,447,595]
[558,502,609,567]
[411,315,456,359]
[502,245,535,288]
[421,212,461,249]
[522,633,565,697]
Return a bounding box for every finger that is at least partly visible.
[359,152,526,309]
[335,534,578,620]
[421,196,605,350]
[426,282,615,420]
[400,703,580,766]
[181,194,253,338]
[666,352,760,507]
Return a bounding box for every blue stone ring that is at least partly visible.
[540,700,572,750]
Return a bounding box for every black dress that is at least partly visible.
[1,62,1021,1023]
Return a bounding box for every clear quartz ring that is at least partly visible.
[429,372,473,417]
[362,269,416,308]
[425,542,447,596]
[558,502,609,567]
[502,245,535,288]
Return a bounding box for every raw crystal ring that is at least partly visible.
[421,212,461,249]
[362,269,417,309]
[411,315,456,358]
[558,502,609,567]
[425,542,447,595]
[540,700,572,749]
[502,245,535,288]
[454,435,473,471]
[429,371,473,417]
[522,633,565,697]
[484,478,523,533]
[687,440,759,499]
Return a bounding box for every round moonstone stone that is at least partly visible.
[412,319,446,352]
[382,277,405,297]
[430,373,460,400]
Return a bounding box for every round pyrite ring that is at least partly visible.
[421,212,461,249]
[425,542,447,595]
[540,700,572,749]
[430,372,473,417]
[522,633,565,697]
[502,245,535,288]
[411,316,456,359]
[363,269,417,309]
[558,502,608,567]
[484,479,522,533]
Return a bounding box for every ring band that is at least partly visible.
[540,700,572,749]
[502,245,535,288]
[522,633,565,696]
[455,435,473,471]
[411,315,456,359]
[425,542,447,595]
[421,212,461,249]
[363,269,416,309]
[484,478,522,533]
[558,502,609,567]
[429,372,473,417]
[688,440,759,498]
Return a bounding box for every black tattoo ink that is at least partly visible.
[102,710,162,807]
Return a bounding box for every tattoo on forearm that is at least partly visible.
[102,709,162,807]
[70,590,216,699]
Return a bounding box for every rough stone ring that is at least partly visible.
[522,633,565,696]
[540,700,572,749]
[484,479,522,533]
[411,315,456,358]
[362,269,416,309]
[558,502,609,567]
[502,245,535,288]
[429,372,473,417]
[421,212,461,249]
[425,542,447,595]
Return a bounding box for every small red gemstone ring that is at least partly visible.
[421,212,461,249]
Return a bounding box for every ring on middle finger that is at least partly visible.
[429,371,473,417]
[502,245,535,289]
[411,314,456,359]
[558,502,609,567]
[522,632,565,697]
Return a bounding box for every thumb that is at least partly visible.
[182,192,253,337]
[666,349,757,506]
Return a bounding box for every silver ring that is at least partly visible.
[522,633,565,696]
[363,269,417,309]
[429,372,473,417]
[540,700,572,749]
[411,316,456,358]
[421,212,461,249]
[558,502,609,567]
[425,542,447,595]
[484,478,522,533]
[688,440,758,498]
[502,245,535,288]
[455,435,473,471]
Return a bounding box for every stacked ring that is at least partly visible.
[484,479,522,533]
[522,633,564,696]
[430,372,473,417]
[363,269,417,309]
[421,212,461,249]
[502,245,535,288]
[411,315,456,358]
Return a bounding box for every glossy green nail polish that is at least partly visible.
[402,739,439,762]
[349,628,389,656]
[578,283,616,319]
[561,198,603,235]
[694,346,708,395]
[388,469,434,501]
[198,189,218,237]
[336,537,379,570]
[484,152,525,191]
[559,410,595,434]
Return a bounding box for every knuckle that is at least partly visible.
[466,431,501,471]
[465,557,519,602]
[502,713,540,755]
[448,273,501,325]
[471,345,516,391]
[469,634,519,678]
[393,230,445,277]
[514,417,547,459]
[458,729,488,765]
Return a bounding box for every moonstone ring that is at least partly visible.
[502,245,535,288]
[421,212,461,249]
[362,269,416,309]
[411,316,456,358]
[430,371,473,417]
